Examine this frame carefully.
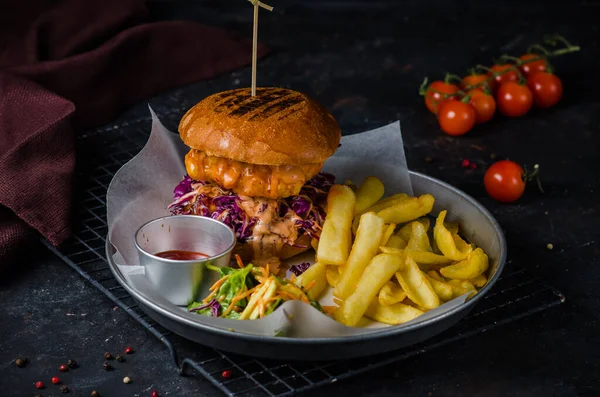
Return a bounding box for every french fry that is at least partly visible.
[296,262,327,300]
[406,221,432,252]
[352,193,409,233]
[402,297,426,311]
[380,223,397,246]
[395,256,440,310]
[377,194,435,225]
[470,273,488,288]
[454,234,473,253]
[445,222,459,235]
[325,265,340,287]
[365,300,423,325]
[427,270,444,282]
[425,274,453,301]
[433,210,472,261]
[380,247,452,266]
[334,253,405,326]
[378,281,407,306]
[396,217,431,241]
[311,238,319,252]
[440,248,489,280]
[385,235,407,249]
[363,193,410,214]
[448,279,476,298]
[344,179,357,191]
[354,176,385,215]
[317,185,356,265]
[334,212,385,299]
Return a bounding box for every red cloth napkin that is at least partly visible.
[0,0,267,267]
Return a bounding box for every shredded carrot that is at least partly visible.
[209,275,230,291]
[221,287,257,317]
[290,273,296,283]
[288,284,308,297]
[321,305,337,315]
[202,288,219,304]
[304,279,317,292]
[278,291,299,301]
[263,296,282,304]
[235,254,245,269]
[278,290,309,304]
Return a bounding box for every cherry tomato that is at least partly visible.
[437,100,476,136]
[518,54,547,76]
[484,160,526,203]
[527,72,563,108]
[461,73,495,92]
[488,64,519,86]
[468,89,496,123]
[425,81,460,114]
[496,81,533,117]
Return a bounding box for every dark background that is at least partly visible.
[2,0,600,396]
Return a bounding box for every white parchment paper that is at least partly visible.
[106,107,469,337]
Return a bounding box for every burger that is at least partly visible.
[168,87,341,269]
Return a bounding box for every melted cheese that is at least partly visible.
[185,150,323,199]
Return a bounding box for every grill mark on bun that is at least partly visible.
[249,95,304,121]
[213,91,254,113]
[228,88,292,118]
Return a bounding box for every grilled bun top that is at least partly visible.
[178,87,341,166]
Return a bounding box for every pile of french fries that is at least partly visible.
[296,176,490,327]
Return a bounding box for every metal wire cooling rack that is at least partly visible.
[44,113,565,397]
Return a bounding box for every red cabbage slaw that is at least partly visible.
[168,172,335,243]
[188,298,220,317]
[289,262,311,276]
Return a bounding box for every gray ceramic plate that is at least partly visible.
[106,171,506,360]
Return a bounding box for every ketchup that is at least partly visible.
[154,250,209,260]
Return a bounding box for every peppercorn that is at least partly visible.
[115,354,125,362]
[15,357,28,368]
[35,381,45,389]
[151,391,159,397]
[67,359,78,369]
[60,384,69,393]
[469,162,477,169]
[103,362,113,371]
[124,347,133,355]
[59,364,69,372]
[91,391,100,397]
[123,376,132,384]
[51,377,61,385]
[461,159,471,168]
[104,352,112,360]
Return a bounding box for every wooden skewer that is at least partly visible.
[251,2,258,96]
[247,0,273,96]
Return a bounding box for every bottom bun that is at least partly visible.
[232,234,313,263]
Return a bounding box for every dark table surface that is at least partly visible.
[2,0,600,396]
